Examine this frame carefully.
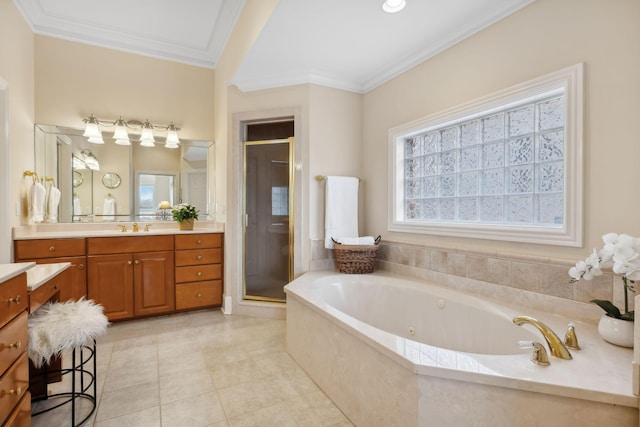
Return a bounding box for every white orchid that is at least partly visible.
[569,233,637,321]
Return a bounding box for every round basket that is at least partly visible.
[332,236,381,274]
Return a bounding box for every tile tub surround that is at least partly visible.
[285,271,638,427]
[31,309,353,427]
[310,239,620,324]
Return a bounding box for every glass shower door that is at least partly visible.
[243,138,293,302]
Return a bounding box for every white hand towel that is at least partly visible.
[47,187,61,223]
[324,176,359,249]
[73,195,82,216]
[103,197,115,221]
[29,182,46,223]
[336,236,376,246]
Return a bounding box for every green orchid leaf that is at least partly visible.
[590,299,622,319]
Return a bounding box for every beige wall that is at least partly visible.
[362,0,640,260]
[34,36,215,141]
[0,0,34,243]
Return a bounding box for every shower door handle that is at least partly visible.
[245,214,249,227]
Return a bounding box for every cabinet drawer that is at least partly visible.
[28,279,60,314]
[88,235,174,255]
[14,238,85,259]
[0,312,27,377]
[3,391,30,427]
[176,280,222,310]
[175,264,221,283]
[0,353,28,422]
[175,233,222,250]
[175,248,222,267]
[0,275,27,329]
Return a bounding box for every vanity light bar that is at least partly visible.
[82,114,181,148]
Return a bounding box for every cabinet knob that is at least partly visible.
[197,271,202,276]
[8,295,21,304]
[7,340,22,350]
[78,264,85,270]
[196,239,202,244]
[8,386,22,396]
[51,284,59,291]
[128,261,132,265]
[134,260,139,265]
[197,293,203,298]
[196,255,202,260]
[49,246,56,252]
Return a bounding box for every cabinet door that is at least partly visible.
[87,254,134,321]
[133,251,175,316]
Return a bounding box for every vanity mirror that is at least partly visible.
[34,124,213,223]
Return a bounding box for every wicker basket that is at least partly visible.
[332,236,381,274]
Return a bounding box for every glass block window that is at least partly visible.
[271,186,288,216]
[389,64,583,246]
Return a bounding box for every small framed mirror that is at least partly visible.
[73,170,83,187]
[102,172,121,189]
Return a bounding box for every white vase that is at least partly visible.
[597,314,634,348]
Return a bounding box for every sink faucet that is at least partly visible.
[132,223,139,232]
[513,315,572,360]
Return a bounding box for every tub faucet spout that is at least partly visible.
[513,315,572,360]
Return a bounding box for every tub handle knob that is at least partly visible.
[564,323,580,350]
[518,341,550,366]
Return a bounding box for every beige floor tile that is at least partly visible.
[102,359,158,391]
[159,367,215,404]
[96,381,159,421]
[94,406,161,427]
[161,391,227,426]
[31,309,352,426]
[158,348,207,378]
[216,374,296,419]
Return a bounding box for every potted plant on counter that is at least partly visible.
[172,203,199,231]
[569,232,637,347]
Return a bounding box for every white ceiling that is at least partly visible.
[14,0,533,94]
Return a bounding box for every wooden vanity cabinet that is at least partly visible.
[14,238,87,302]
[175,233,223,310]
[0,272,30,425]
[87,236,174,321]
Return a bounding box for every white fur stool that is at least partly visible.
[28,298,108,426]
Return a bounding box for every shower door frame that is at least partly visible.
[242,137,295,302]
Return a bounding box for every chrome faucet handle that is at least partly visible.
[518,341,550,366]
[564,323,580,350]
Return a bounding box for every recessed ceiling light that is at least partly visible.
[382,0,406,13]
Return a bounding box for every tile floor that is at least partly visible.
[30,309,354,426]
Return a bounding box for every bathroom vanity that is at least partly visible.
[0,263,31,426]
[0,262,70,425]
[13,223,224,322]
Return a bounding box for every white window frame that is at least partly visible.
[388,63,583,246]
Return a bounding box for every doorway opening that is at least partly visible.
[242,120,294,302]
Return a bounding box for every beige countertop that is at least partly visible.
[0,262,35,283]
[26,262,71,292]
[13,220,224,240]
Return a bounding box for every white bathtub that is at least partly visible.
[285,271,638,426]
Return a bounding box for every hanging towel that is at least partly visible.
[47,186,61,223]
[29,181,46,223]
[335,236,376,246]
[73,195,82,217]
[324,176,359,249]
[103,196,115,221]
